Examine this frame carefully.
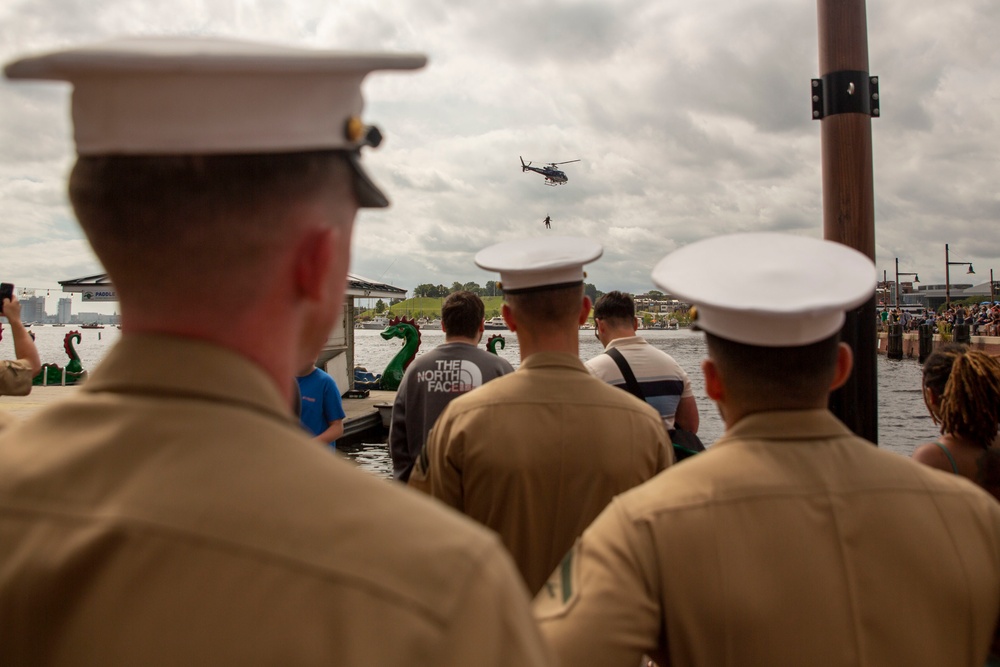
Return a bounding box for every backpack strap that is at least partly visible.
[605,347,644,400]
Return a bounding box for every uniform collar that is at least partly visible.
[83,334,291,422]
[715,409,856,447]
[520,351,590,373]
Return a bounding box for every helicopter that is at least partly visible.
[520,156,580,186]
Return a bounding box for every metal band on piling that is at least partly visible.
[812,72,880,119]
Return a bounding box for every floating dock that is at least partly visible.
[0,385,395,447]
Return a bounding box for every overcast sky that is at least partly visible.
[1,0,998,313]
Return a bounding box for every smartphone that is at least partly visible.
[0,283,14,315]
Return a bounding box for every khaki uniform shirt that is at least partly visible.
[0,336,552,667]
[0,358,33,396]
[536,409,1000,667]
[410,352,672,595]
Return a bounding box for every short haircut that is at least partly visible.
[593,291,635,326]
[442,291,485,339]
[68,150,353,309]
[923,344,1000,448]
[705,332,841,407]
[504,284,584,331]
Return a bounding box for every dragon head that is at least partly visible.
[64,331,82,357]
[380,315,420,341]
[486,334,506,355]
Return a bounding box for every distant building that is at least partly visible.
[76,311,118,325]
[908,283,974,312]
[57,298,72,324]
[19,295,46,323]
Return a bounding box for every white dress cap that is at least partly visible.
[651,232,875,347]
[475,236,603,294]
[3,37,427,207]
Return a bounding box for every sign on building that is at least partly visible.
[82,290,118,302]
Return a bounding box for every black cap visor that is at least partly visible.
[346,151,389,208]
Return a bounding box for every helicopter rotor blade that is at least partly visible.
[550,160,581,166]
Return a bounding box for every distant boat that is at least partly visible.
[51,323,65,327]
[359,316,388,330]
[484,317,507,330]
[80,323,105,329]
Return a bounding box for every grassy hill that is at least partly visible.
[356,295,690,327]
[357,296,507,321]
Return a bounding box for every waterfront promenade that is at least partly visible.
[876,332,1000,358]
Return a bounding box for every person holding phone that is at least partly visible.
[0,288,42,398]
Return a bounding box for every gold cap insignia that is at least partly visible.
[344,116,365,143]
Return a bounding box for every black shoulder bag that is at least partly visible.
[605,348,705,461]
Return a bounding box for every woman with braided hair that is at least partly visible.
[912,344,1000,500]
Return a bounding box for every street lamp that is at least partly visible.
[877,269,892,307]
[945,243,975,309]
[894,257,919,309]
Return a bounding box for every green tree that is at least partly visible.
[584,283,600,303]
[450,282,464,294]
[375,299,386,314]
[486,280,499,297]
[648,290,663,298]
[434,284,449,297]
[413,283,436,297]
[463,281,483,295]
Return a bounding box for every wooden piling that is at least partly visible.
[887,324,903,360]
[817,0,879,444]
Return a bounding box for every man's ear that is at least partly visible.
[293,226,337,302]
[702,358,725,402]
[829,342,854,391]
[502,303,517,333]
[578,295,593,326]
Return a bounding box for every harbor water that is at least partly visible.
[8,325,934,478]
[349,327,932,477]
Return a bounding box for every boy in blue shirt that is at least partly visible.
[296,364,346,449]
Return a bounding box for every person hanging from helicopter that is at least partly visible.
[544,215,551,229]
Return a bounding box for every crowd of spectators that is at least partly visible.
[878,303,1000,336]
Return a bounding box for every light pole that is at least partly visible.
[878,269,890,307]
[894,257,919,309]
[944,243,975,310]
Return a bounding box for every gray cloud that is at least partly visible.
[0,0,998,302]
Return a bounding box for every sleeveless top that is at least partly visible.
[933,441,960,474]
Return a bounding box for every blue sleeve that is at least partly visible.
[324,376,346,422]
